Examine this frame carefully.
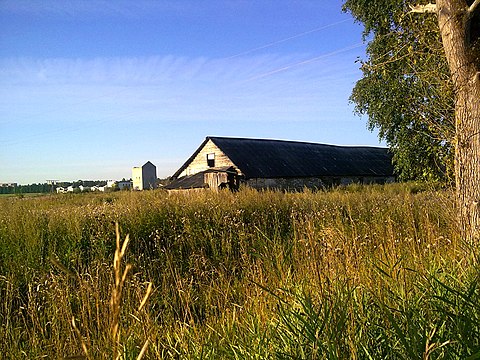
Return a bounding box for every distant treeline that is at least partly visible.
[0,184,51,194]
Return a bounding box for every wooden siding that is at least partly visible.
[246,175,396,190]
[204,172,228,191]
[178,139,240,177]
[246,177,326,191]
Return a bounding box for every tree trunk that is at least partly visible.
[437,0,480,244]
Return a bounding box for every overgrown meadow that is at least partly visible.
[0,184,478,359]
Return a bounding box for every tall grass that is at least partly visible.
[0,183,478,358]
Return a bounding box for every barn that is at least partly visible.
[165,136,395,191]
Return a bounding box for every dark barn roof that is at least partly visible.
[173,136,394,180]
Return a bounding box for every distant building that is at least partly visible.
[132,161,157,190]
[0,183,17,187]
[56,181,129,194]
[117,180,132,190]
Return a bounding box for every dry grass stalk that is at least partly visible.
[139,282,153,311]
[71,316,89,360]
[110,222,152,360]
[137,339,150,360]
[111,222,131,359]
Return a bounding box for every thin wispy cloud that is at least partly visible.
[0,47,361,128]
[225,19,352,59]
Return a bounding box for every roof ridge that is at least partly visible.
[207,136,387,149]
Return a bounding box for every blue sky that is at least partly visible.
[0,0,380,184]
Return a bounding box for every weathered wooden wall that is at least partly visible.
[246,175,396,191]
[179,139,239,177]
[246,177,326,191]
[204,172,228,191]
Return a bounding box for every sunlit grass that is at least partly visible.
[0,183,478,358]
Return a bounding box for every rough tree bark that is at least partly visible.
[432,0,480,244]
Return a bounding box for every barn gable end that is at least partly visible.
[174,139,241,178]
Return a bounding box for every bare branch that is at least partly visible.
[409,3,437,13]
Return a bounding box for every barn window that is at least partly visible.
[207,153,215,167]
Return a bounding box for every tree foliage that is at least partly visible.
[343,0,455,181]
[0,183,51,194]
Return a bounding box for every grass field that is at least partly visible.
[0,184,478,359]
[0,193,47,198]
